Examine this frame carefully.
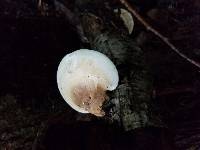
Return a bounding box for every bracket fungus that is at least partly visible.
[57,49,119,116]
[114,8,134,34]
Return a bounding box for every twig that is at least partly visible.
[120,0,200,69]
[156,86,194,97]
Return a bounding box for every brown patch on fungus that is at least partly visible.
[73,83,107,117]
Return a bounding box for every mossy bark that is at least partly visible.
[80,13,163,131]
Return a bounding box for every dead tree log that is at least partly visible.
[79,12,163,131]
[76,1,175,149]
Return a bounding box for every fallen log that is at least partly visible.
[79,9,163,131]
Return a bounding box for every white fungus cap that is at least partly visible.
[57,49,119,115]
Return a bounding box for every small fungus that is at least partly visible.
[114,8,134,34]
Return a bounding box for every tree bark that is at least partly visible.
[79,11,163,130]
